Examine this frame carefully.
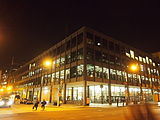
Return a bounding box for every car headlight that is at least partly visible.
[0,101,5,106]
[7,101,13,105]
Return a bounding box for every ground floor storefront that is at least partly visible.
[18,81,159,105]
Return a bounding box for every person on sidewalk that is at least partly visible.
[32,100,39,110]
[41,99,47,110]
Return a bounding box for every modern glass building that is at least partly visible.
[9,27,160,105]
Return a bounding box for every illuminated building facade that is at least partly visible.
[9,27,160,105]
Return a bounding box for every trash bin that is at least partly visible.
[86,98,90,105]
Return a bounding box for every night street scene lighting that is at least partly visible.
[0,0,160,120]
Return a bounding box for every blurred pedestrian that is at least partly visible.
[32,100,39,110]
[125,103,157,120]
[122,97,125,106]
[41,99,47,110]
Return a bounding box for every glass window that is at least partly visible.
[102,53,109,64]
[109,55,115,64]
[60,44,65,53]
[95,50,102,62]
[140,64,144,71]
[110,69,116,80]
[128,74,133,83]
[77,33,83,45]
[70,66,77,78]
[51,73,55,82]
[130,50,135,59]
[60,70,64,80]
[120,46,125,54]
[87,32,94,45]
[115,56,121,66]
[101,39,108,49]
[95,66,102,78]
[115,44,120,53]
[117,70,122,81]
[65,68,70,79]
[60,56,65,66]
[87,64,94,77]
[55,71,59,82]
[103,67,109,79]
[71,51,77,62]
[57,46,61,55]
[122,71,127,82]
[71,37,76,48]
[77,64,84,77]
[66,40,70,50]
[55,58,60,67]
[87,48,94,60]
[65,54,71,64]
[108,41,114,51]
[77,48,83,60]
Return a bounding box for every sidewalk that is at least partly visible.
[46,103,119,108]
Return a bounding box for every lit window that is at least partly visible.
[143,58,146,63]
[95,66,102,78]
[126,53,130,57]
[139,56,142,62]
[87,64,94,77]
[130,50,135,59]
[140,64,144,71]
[153,62,155,66]
[149,59,152,64]
[146,57,149,64]
[60,70,64,79]
[29,64,32,70]
[77,64,84,76]
[147,68,151,74]
[135,57,138,60]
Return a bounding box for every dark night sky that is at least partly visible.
[0,0,160,69]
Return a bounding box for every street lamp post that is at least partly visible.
[43,59,53,103]
[126,63,139,105]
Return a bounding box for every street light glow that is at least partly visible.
[130,64,138,72]
[0,88,4,92]
[43,59,52,67]
[7,86,13,91]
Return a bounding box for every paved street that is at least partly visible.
[0,104,159,120]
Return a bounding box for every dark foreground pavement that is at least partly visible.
[0,106,160,120]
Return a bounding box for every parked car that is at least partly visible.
[20,98,27,104]
[26,99,33,104]
[20,98,33,104]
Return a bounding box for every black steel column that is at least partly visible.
[32,88,34,100]
[63,84,67,104]
[108,69,112,105]
[39,86,42,102]
[71,87,74,100]
[49,85,52,103]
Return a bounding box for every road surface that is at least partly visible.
[0,104,159,120]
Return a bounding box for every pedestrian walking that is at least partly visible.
[41,99,47,110]
[32,100,39,110]
[122,97,125,106]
